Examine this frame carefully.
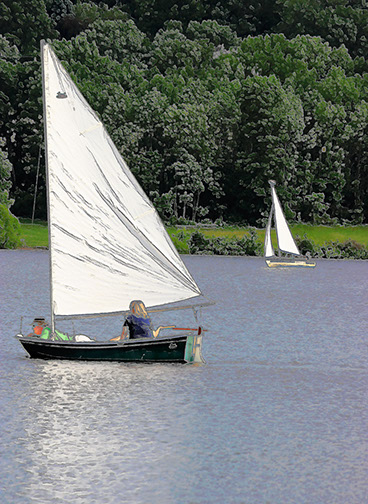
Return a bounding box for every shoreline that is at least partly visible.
[8,247,367,261]
[9,222,368,260]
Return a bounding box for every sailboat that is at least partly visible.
[264,180,316,268]
[16,42,211,363]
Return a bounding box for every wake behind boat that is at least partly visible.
[264,180,316,268]
[16,42,211,363]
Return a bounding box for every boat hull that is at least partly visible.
[16,333,205,364]
[265,258,316,268]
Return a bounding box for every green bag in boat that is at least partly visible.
[53,329,72,341]
[40,327,72,341]
[40,327,51,339]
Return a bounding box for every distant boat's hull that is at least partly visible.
[16,333,204,364]
[265,257,316,268]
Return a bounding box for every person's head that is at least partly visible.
[129,300,148,318]
[32,317,47,335]
[32,317,46,327]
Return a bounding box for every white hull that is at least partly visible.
[265,258,316,268]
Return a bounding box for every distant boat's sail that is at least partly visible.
[269,182,300,256]
[264,207,274,257]
[42,43,201,317]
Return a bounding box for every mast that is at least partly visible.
[41,40,55,333]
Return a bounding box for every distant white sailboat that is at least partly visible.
[264,180,316,268]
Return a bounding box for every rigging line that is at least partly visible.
[32,144,42,223]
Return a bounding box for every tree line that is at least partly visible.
[0,0,368,230]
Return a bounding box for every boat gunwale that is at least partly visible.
[15,333,190,349]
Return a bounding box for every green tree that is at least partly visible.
[0,0,57,55]
[228,74,304,224]
[0,35,20,183]
[0,137,21,248]
[0,1,56,219]
[0,137,13,205]
[277,0,368,58]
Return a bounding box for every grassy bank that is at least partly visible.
[168,224,368,251]
[19,220,49,248]
[18,219,368,258]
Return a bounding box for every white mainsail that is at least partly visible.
[42,42,201,317]
[268,181,300,256]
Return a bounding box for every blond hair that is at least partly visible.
[129,300,148,318]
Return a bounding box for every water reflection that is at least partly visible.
[14,360,205,503]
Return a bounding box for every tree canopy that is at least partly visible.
[0,0,367,227]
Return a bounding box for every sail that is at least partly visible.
[264,207,274,257]
[42,43,201,317]
[270,183,300,255]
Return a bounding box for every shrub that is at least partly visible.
[170,233,189,254]
[318,240,368,259]
[295,234,318,257]
[0,204,21,249]
[188,230,262,256]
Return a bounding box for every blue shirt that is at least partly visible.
[124,314,153,339]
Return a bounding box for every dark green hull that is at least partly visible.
[16,333,204,364]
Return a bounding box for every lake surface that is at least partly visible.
[0,250,367,504]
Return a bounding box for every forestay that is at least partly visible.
[42,43,201,317]
[270,184,300,256]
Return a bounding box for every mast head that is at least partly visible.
[268,180,276,187]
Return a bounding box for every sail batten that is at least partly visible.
[42,42,201,317]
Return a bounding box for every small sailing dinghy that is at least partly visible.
[264,180,316,268]
[16,42,211,363]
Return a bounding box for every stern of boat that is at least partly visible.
[184,333,205,364]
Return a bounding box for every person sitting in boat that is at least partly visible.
[27,317,48,337]
[27,318,72,341]
[111,300,175,341]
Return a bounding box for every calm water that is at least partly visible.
[0,250,367,504]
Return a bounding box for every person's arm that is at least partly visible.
[153,325,176,338]
[110,325,129,341]
[121,325,129,339]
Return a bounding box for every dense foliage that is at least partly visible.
[0,0,367,229]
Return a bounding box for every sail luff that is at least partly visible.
[269,181,300,256]
[42,43,201,316]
